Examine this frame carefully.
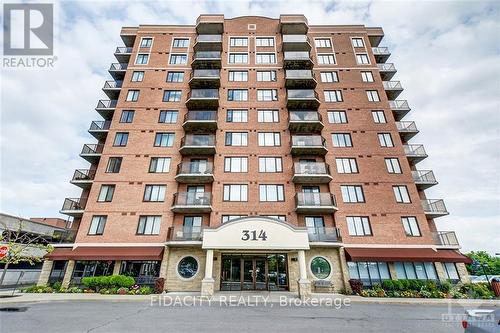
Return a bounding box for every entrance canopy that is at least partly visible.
[45,246,164,260]
[202,217,310,250]
[345,247,472,263]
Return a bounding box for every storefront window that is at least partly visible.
[177,256,198,279]
[348,261,390,286]
[443,262,460,281]
[120,261,160,285]
[394,262,438,281]
[310,257,331,279]
[72,261,114,284]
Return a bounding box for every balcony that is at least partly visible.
[295,193,338,213]
[308,227,342,243]
[179,134,216,155]
[287,89,320,109]
[403,144,428,164]
[183,110,218,132]
[88,121,111,140]
[434,231,460,248]
[196,14,224,34]
[191,51,222,69]
[102,80,122,99]
[290,135,328,156]
[193,34,222,52]
[288,111,323,132]
[80,144,104,163]
[70,169,95,189]
[292,162,332,184]
[108,63,127,80]
[285,70,317,89]
[167,226,203,242]
[367,27,384,47]
[185,89,219,109]
[95,99,117,120]
[389,100,411,121]
[171,192,212,213]
[377,63,396,80]
[396,121,419,141]
[114,47,132,62]
[189,69,220,88]
[422,199,449,218]
[412,170,438,189]
[60,198,87,217]
[282,35,311,52]
[372,47,390,63]
[279,14,308,34]
[283,52,313,69]
[175,162,214,184]
[383,81,403,100]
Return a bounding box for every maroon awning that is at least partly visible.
[345,248,472,264]
[45,246,164,260]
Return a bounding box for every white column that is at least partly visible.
[297,250,311,299]
[201,249,215,297]
[204,249,214,279]
[298,250,307,280]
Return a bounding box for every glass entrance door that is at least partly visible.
[254,259,267,290]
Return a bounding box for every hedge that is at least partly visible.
[81,275,135,290]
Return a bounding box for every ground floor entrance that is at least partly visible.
[220,254,288,291]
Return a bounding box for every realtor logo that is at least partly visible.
[3,3,53,55]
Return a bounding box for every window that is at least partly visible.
[315,38,331,48]
[177,256,198,279]
[402,217,421,237]
[356,54,370,64]
[135,54,149,64]
[262,215,286,221]
[140,37,153,48]
[120,110,134,123]
[169,54,188,64]
[183,216,202,230]
[259,157,283,172]
[222,215,247,223]
[98,185,115,202]
[159,110,178,123]
[317,54,336,64]
[328,110,347,123]
[443,263,460,281]
[347,216,372,236]
[385,158,402,174]
[372,110,386,123]
[257,89,278,101]
[163,90,182,102]
[259,185,285,202]
[341,185,365,203]
[143,185,166,202]
[258,132,281,146]
[149,157,171,173]
[336,158,358,173]
[166,72,184,82]
[256,37,274,47]
[332,133,352,147]
[395,262,437,281]
[228,53,248,64]
[257,109,279,122]
[229,37,248,47]
[226,109,248,123]
[305,216,324,231]
[106,157,122,173]
[154,133,175,147]
[224,157,248,173]
[324,90,343,102]
[257,71,277,82]
[223,184,248,201]
[89,216,107,235]
[172,38,189,48]
[131,71,144,82]
[378,133,394,147]
[228,71,248,82]
[310,257,331,279]
[225,132,248,146]
[361,71,374,82]
[256,53,276,64]
[348,262,390,287]
[351,38,364,48]
[113,132,129,146]
[227,89,248,101]
[367,90,380,102]
[126,90,139,102]
[320,72,339,83]
[137,216,161,235]
[393,185,411,203]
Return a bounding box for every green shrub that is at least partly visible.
[138,286,153,295]
[81,275,135,291]
[23,285,45,293]
[459,283,494,299]
[382,280,394,291]
[439,281,452,293]
[52,281,62,291]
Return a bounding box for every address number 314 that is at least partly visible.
[241,230,267,241]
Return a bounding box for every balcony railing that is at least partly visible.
[89,120,111,132]
[72,169,96,182]
[434,231,459,247]
[195,34,222,43]
[189,69,221,88]
[192,51,222,69]
[115,47,133,54]
[179,134,216,155]
[167,226,204,242]
[194,35,222,52]
[287,89,320,109]
[290,135,328,155]
[307,227,342,243]
[289,111,323,132]
[372,47,390,63]
[377,63,396,80]
[103,80,122,89]
[171,192,212,213]
[403,144,427,164]
[389,100,411,121]
[80,144,104,163]
[282,35,311,51]
[186,89,219,109]
[292,162,332,184]
[421,199,449,217]
[283,51,313,69]
[96,99,117,109]
[295,193,337,213]
[60,197,87,215]
[383,81,403,99]
[396,121,419,141]
[285,70,316,88]
[177,162,214,175]
[412,170,437,189]
[184,110,217,122]
[109,63,128,71]
[290,111,321,121]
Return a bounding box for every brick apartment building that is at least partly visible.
[38,14,471,297]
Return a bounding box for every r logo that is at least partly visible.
[3,3,53,55]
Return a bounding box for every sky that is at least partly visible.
[0,0,499,254]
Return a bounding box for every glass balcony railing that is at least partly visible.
[184,110,217,122]
[109,63,128,71]
[377,63,396,71]
[61,197,87,212]
[294,162,330,176]
[283,35,309,43]
[181,134,216,147]
[287,89,319,99]
[191,69,220,79]
[396,121,418,132]
[177,162,214,175]
[307,227,341,242]
[188,89,219,99]
[173,192,212,207]
[403,144,427,157]
[296,193,337,207]
[89,120,111,131]
[81,143,104,155]
[115,47,133,54]
[71,169,95,182]
[96,99,117,109]
[193,51,221,60]
[421,199,448,215]
[195,35,222,43]
[412,170,437,184]
[167,226,204,241]
[434,231,459,247]
[383,81,403,90]
[372,47,390,55]
[389,100,410,110]
[285,70,315,80]
[291,135,326,147]
[103,80,122,89]
[289,111,321,121]
[284,51,311,61]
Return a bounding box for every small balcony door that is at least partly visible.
[187,185,206,205]
[302,186,320,205]
[190,159,208,174]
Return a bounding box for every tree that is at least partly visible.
[0,220,54,286]
[466,251,500,275]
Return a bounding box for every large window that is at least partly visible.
[332,133,353,147]
[347,216,372,236]
[225,132,248,146]
[395,262,438,281]
[257,89,278,101]
[320,72,339,83]
[169,54,187,64]
[258,157,282,173]
[131,71,144,82]
[259,185,285,202]
[159,110,178,123]
[385,158,402,174]
[256,53,276,64]
[256,37,274,47]
[315,38,331,48]
[106,157,122,173]
[226,109,248,123]
[223,184,248,201]
[317,54,336,64]
[98,185,115,202]
[324,90,343,102]
[393,185,411,203]
[126,90,139,102]
[135,54,149,65]
[140,37,153,48]
[228,53,248,64]
[341,185,365,203]
[224,157,248,173]
[154,133,175,147]
[149,157,171,173]
[443,263,460,281]
[402,217,421,237]
[177,256,199,279]
[378,133,394,147]
[310,257,331,279]
[166,72,184,82]
[227,89,248,101]
[336,158,358,173]
[258,132,281,146]
[137,216,161,235]
[258,110,279,122]
[143,185,166,202]
[356,54,370,64]
[228,71,248,82]
[229,37,248,46]
[372,110,386,123]
[348,262,390,287]
[163,90,182,102]
[89,216,107,235]
[328,110,347,123]
[351,38,364,48]
[172,38,189,48]
[361,71,374,82]
[120,110,134,123]
[257,71,277,82]
[367,90,380,102]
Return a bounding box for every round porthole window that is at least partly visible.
[310,257,331,279]
[177,256,199,279]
